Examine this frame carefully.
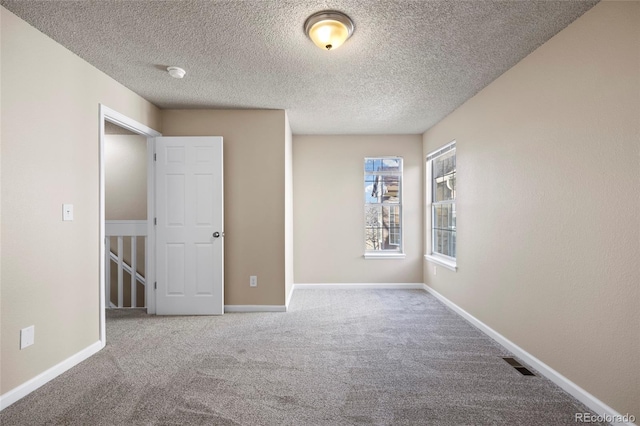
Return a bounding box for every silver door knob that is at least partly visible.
[213,232,222,238]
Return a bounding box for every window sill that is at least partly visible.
[425,254,457,271]
[364,252,406,260]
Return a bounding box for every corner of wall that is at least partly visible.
[284,112,294,305]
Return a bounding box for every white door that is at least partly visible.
[154,136,223,315]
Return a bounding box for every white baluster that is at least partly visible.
[131,236,137,308]
[143,236,147,308]
[105,237,111,308]
[117,236,124,308]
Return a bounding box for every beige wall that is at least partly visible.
[105,134,147,220]
[294,135,423,284]
[0,6,3,354]
[423,1,639,417]
[161,110,287,306]
[284,113,294,303]
[0,7,161,395]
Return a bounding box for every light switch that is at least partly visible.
[20,325,35,349]
[63,204,74,221]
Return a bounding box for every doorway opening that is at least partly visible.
[99,105,161,345]
[104,122,148,309]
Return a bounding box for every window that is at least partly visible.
[364,157,404,258]
[426,142,457,270]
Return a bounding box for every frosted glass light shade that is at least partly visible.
[308,20,349,50]
[304,11,354,51]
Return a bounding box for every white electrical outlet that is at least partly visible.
[20,325,35,349]
[250,276,257,287]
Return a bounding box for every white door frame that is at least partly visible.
[98,104,161,344]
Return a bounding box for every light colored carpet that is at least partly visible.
[0,289,606,425]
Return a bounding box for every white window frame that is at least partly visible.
[425,141,457,271]
[364,157,405,259]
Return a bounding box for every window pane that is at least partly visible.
[450,231,456,258]
[433,156,444,179]
[383,175,400,203]
[434,203,455,231]
[433,202,455,257]
[365,159,376,172]
[443,204,450,229]
[364,175,379,203]
[437,151,455,177]
[434,179,446,202]
[365,205,383,251]
[448,173,456,194]
[380,158,401,171]
[434,175,455,202]
[451,204,456,230]
[443,230,456,257]
[432,150,456,202]
[365,174,401,204]
[386,205,401,247]
[369,159,382,172]
[452,231,457,258]
[440,230,450,257]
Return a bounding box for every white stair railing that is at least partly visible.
[105,220,147,308]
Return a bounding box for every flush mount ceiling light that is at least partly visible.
[167,66,186,79]
[304,10,354,51]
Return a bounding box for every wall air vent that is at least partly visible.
[502,357,536,376]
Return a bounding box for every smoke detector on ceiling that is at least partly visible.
[167,66,186,79]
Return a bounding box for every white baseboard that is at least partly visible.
[0,340,104,411]
[423,284,637,426]
[293,283,425,290]
[224,305,286,313]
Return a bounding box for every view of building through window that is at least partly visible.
[364,157,403,253]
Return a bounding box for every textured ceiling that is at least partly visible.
[1,0,598,134]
